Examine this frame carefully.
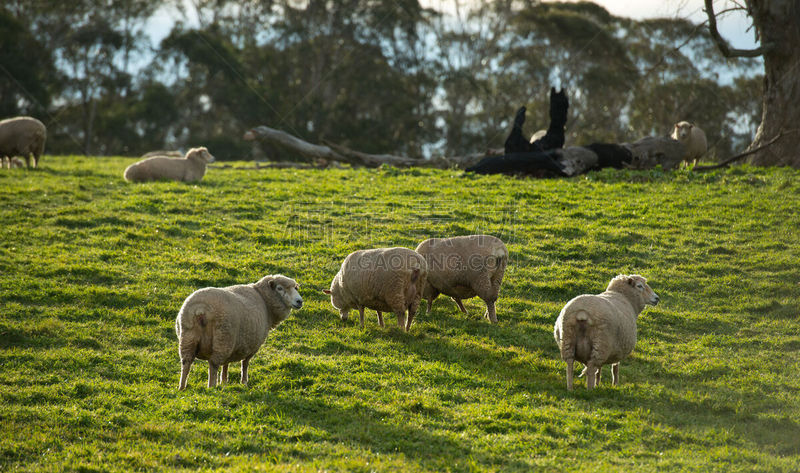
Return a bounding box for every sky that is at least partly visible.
[147,0,760,51]
[418,0,759,49]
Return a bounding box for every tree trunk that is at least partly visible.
[747,0,800,166]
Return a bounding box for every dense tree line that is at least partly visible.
[0,0,762,161]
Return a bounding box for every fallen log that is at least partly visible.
[244,125,490,169]
[244,125,687,174]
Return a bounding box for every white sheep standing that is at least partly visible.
[175,274,303,390]
[670,121,707,166]
[553,275,659,390]
[324,247,427,332]
[124,146,215,183]
[415,235,508,323]
[0,116,46,169]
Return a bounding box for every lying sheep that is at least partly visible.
[124,146,215,182]
[324,247,427,332]
[415,235,507,323]
[0,116,46,168]
[8,157,24,168]
[175,274,303,390]
[670,121,707,166]
[553,275,659,390]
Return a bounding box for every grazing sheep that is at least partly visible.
[124,146,215,183]
[553,275,659,390]
[324,247,427,332]
[175,274,303,390]
[0,116,46,168]
[670,121,707,166]
[415,235,508,323]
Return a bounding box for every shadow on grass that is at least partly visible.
[250,391,535,471]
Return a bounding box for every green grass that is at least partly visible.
[2,156,799,472]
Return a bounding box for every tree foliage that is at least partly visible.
[0,1,762,160]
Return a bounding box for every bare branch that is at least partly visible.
[692,131,790,171]
[704,0,774,58]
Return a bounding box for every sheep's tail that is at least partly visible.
[177,298,215,334]
[557,307,594,361]
[490,245,508,275]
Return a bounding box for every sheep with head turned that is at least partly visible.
[175,274,303,390]
[554,275,659,390]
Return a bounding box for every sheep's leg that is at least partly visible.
[241,356,251,386]
[24,154,31,168]
[453,298,468,315]
[586,364,598,390]
[179,357,194,391]
[426,298,433,314]
[208,362,219,388]
[483,299,498,324]
[376,311,385,328]
[396,312,407,331]
[220,363,229,384]
[595,366,602,386]
[358,307,365,328]
[566,359,575,391]
[405,305,416,332]
[611,363,620,386]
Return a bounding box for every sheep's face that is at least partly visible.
[627,275,659,306]
[270,277,303,309]
[672,122,692,141]
[187,147,216,163]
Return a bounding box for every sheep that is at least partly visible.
[0,116,46,169]
[670,121,707,166]
[124,146,215,183]
[553,275,659,390]
[324,247,427,332]
[415,235,508,323]
[8,157,25,168]
[175,274,303,390]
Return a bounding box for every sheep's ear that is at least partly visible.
[268,279,276,289]
[322,289,332,295]
[627,277,635,286]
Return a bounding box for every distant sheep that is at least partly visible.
[8,157,25,168]
[175,274,303,390]
[0,116,46,168]
[324,247,427,332]
[124,146,215,182]
[670,121,707,166]
[553,275,659,390]
[415,235,507,323]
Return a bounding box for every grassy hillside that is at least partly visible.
[2,156,799,472]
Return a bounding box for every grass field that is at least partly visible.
[1,156,799,472]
